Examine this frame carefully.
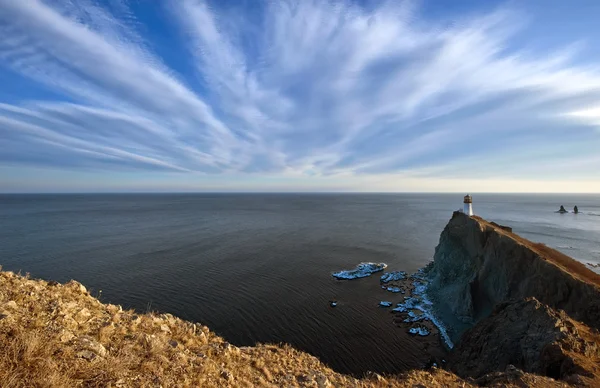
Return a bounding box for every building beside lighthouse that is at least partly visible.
[463,194,473,216]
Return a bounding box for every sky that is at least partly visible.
[1,0,600,193]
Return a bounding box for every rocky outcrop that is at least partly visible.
[449,298,600,385]
[427,212,600,339]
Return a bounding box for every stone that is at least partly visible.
[60,331,75,343]
[76,350,97,361]
[296,374,313,383]
[4,301,17,310]
[76,336,107,358]
[220,370,232,381]
[74,308,92,324]
[315,373,332,388]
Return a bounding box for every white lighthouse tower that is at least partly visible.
[463,194,473,216]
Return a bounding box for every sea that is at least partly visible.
[1,193,599,375]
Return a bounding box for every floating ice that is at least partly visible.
[413,281,428,296]
[409,327,430,336]
[380,271,407,283]
[379,301,393,307]
[332,262,387,280]
[403,310,426,323]
[386,286,403,293]
[391,283,453,348]
[392,304,407,313]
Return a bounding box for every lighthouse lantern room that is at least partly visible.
[463,194,473,216]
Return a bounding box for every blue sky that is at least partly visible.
[1,0,600,193]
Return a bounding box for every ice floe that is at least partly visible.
[408,327,430,336]
[380,271,407,283]
[379,301,393,307]
[385,286,403,293]
[392,304,407,313]
[390,277,454,348]
[332,262,387,280]
[403,310,426,323]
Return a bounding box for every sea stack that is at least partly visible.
[463,194,473,216]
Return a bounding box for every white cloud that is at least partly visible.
[0,0,599,191]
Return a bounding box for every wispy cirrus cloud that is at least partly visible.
[0,0,599,191]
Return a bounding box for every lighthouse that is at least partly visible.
[463,194,473,216]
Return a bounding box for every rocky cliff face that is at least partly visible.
[427,211,600,338]
[426,212,600,386]
[449,297,600,386]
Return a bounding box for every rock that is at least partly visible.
[160,324,171,333]
[449,298,600,382]
[558,205,568,213]
[220,370,231,381]
[296,374,313,383]
[315,373,332,388]
[168,339,178,348]
[76,350,97,361]
[76,336,107,358]
[4,301,17,310]
[66,281,87,294]
[60,331,75,343]
[74,308,92,324]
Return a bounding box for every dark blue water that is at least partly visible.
[0,193,598,374]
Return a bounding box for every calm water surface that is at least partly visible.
[0,193,599,374]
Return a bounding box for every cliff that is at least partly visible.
[427,212,600,333]
[427,212,600,385]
